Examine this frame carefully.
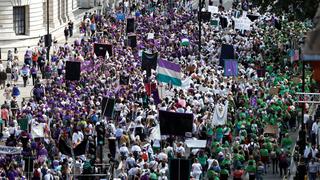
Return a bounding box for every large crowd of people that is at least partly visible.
[0,0,319,180]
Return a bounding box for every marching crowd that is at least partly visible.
[0,0,320,180]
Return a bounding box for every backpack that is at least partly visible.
[270,151,277,159]
[200,125,207,137]
[106,125,113,137]
[6,67,11,73]
[248,143,255,153]
[0,72,6,80]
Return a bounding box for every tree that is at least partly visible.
[255,0,320,20]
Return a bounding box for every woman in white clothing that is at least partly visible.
[191,158,202,180]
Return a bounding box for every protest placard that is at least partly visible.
[234,18,251,31]
[208,6,218,14]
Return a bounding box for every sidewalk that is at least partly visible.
[0,10,87,107]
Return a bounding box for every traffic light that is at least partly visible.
[96,124,105,145]
[88,139,96,156]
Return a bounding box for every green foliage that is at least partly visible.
[255,0,320,20]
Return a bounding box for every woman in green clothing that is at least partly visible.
[215,126,224,142]
[198,151,208,171]
[219,165,230,180]
[245,160,257,180]
[281,133,293,150]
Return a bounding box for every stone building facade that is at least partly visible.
[0,0,79,47]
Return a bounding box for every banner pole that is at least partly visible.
[198,0,201,61]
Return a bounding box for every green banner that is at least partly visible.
[18,118,28,131]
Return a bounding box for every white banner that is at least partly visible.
[208,6,218,14]
[150,125,161,140]
[0,145,22,154]
[212,100,229,125]
[234,18,251,31]
[185,139,207,148]
[31,123,45,138]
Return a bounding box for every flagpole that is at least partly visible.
[198,0,202,62]
[69,128,76,180]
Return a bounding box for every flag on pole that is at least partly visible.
[212,101,229,125]
[157,59,182,86]
[224,59,238,76]
[180,38,190,46]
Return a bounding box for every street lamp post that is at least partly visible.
[198,0,202,61]
[123,0,125,13]
[46,0,50,62]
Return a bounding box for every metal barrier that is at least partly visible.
[72,163,114,180]
[73,174,109,180]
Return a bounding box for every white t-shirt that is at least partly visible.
[57,60,64,69]
[120,146,129,156]
[128,167,139,176]
[158,152,168,161]
[192,162,202,173]
[131,145,141,153]
[44,173,54,180]
[312,122,319,134]
[175,146,185,155]
[303,114,309,124]
[72,131,84,144]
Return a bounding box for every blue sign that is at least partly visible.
[116,13,125,21]
[135,11,141,17]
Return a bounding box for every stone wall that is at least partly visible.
[0,0,80,47]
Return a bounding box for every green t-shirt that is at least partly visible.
[263,142,273,151]
[18,118,28,131]
[150,172,158,180]
[207,127,214,136]
[281,137,292,149]
[198,155,208,166]
[207,170,220,179]
[246,165,256,173]
[260,149,269,157]
[220,168,229,175]
[211,141,219,149]
[216,127,223,136]
[221,159,231,167]
[216,146,223,154]
[234,153,245,162]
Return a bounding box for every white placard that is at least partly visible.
[185,139,207,148]
[208,6,218,14]
[31,123,45,138]
[147,33,154,40]
[234,18,251,31]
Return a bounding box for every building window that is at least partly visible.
[13,6,26,35]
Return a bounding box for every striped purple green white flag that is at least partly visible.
[157,59,182,86]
